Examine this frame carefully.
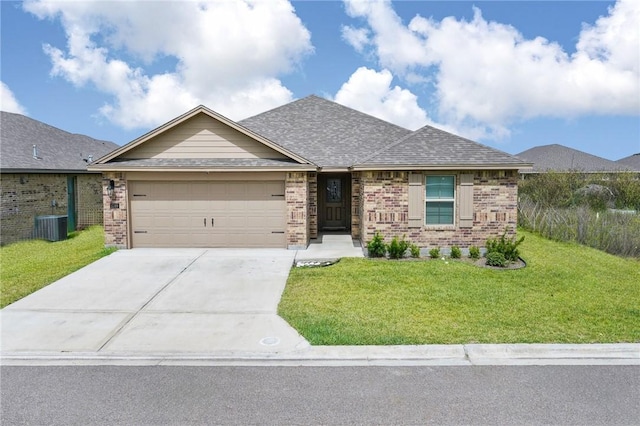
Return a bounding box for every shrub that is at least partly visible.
[367,232,386,258]
[429,247,440,259]
[450,246,461,259]
[486,251,507,267]
[469,246,480,260]
[409,244,421,258]
[485,228,524,262]
[387,235,410,259]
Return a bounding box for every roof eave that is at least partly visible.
[1,168,99,174]
[351,163,532,171]
[87,165,317,173]
[317,166,351,173]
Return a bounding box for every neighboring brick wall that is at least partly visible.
[0,173,103,246]
[102,172,128,248]
[351,172,361,239]
[309,172,318,239]
[360,170,518,249]
[286,172,309,249]
[77,174,104,228]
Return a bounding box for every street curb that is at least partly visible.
[2,343,638,367]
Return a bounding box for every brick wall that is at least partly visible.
[285,172,309,249]
[351,172,361,239]
[360,170,518,249]
[309,172,318,239]
[77,174,104,228]
[0,173,103,246]
[102,172,128,248]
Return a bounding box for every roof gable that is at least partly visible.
[240,95,412,168]
[516,144,632,173]
[93,105,311,166]
[354,124,528,170]
[0,111,118,172]
[121,112,288,160]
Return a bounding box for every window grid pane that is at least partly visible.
[425,175,455,225]
[426,176,454,199]
[426,201,454,225]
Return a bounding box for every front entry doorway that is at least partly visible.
[318,173,351,231]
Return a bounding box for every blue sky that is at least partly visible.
[2,0,639,160]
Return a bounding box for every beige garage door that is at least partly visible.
[129,180,286,248]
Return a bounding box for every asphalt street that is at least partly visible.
[2,365,638,425]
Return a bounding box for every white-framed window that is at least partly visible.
[425,175,455,225]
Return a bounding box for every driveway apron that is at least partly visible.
[1,249,309,355]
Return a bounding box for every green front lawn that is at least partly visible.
[279,230,640,344]
[0,226,115,308]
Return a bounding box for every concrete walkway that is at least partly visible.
[294,233,364,263]
[2,237,638,366]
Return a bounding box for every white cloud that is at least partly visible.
[0,82,27,114]
[24,0,313,129]
[341,26,370,52]
[334,67,428,130]
[343,0,640,139]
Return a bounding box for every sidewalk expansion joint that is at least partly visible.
[95,251,207,353]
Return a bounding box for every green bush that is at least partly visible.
[486,251,507,267]
[387,235,410,259]
[469,246,480,260]
[429,247,440,259]
[367,232,386,258]
[450,246,461,259]
[409,244,420,258]
[485,228,524,262]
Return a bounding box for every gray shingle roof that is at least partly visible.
[239,95,411,168]
[104,158,312,169]
[616,153,640,171]
[1,111,118,172]
[516,144,632,173]
[355,124,527,168]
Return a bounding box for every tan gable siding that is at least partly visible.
[121,113,287,160]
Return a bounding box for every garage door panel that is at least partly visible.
[130,180,286,248]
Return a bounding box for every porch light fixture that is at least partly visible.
[107,180,115,198]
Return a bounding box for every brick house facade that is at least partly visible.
[92,97,529,250]
[0,111,117,246]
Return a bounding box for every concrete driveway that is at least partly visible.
[1,249,309,356]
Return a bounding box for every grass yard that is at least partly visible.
[279,230,640,345]
[0,226,115,308]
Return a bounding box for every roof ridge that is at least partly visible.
[354,126,417,165]
[356,122,524,166]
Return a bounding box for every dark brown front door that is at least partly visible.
[319,174,350,230]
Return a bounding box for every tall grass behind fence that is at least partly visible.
[518,198,640,258]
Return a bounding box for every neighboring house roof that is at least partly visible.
[239,95,412,169]
[516,144,632,173]
[616,153,640,171]
[0,111,118,173]
[354,124,527,170]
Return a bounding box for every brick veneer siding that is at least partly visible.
[286,172,309,249]
[360,170,518,249]
[0,173,104,246]
[102,172,128,248]
[351,172,361,239]
[308,172,318,239]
